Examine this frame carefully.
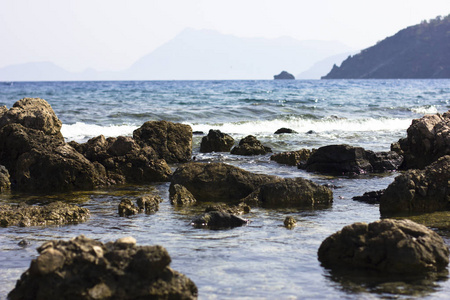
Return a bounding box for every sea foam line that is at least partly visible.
[61,122,138,143]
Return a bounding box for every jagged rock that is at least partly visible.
[394,111,450,169]
[284,216,297,229]
[318,219,449,274]
[200,129,235,153]
[274,71,295,80]
[169,184,197,205]
[170,162,278,202]
[0,201,89,227]
[0,165,10,191]
[136,195,163,214]
[305,144,402,175]
[380,155,450,215]
[8,235,198,299]
[191,211,248,229]
[242,177,333,208]
[352,190,385,204]
[270,149,312,166]
[133,120,193,163]
[118,199,139,217]
[230,135,272,156]
[204,202,250,215]
[274,128,298,134]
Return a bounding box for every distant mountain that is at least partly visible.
[296,52,354,79]
[123,28,353,80]
[322,15,450,79]
[0,62,73,81]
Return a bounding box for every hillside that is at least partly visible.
[322,15,450,79]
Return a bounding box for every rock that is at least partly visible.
[204,202,250,215]
[305,144,402,175]
[8,235,198,300]
[191,211,248,229]
[270,149,312,166]
[169,184,197,205]
[318,219,449,274]
[274,128,298,134]
[274,71,295,80]
[230,135,272,156]
[170,162,278,203]
[394,111,450,169]
[242,177,333,208]
[284,216,297,229]
[133,120,193,163]
[200,129,235,153]
[0,201,90,227]
[0,98,62,136]
[352,190,385,204]
[0,165,11,191]
[137,195,163,214]
[118,198,139,217]
[380,155,450,215]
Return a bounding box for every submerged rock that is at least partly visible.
[318,219,449,274]
[230,135,272,156]
[0,201,90,227]
[380,155,450,215]
[200,129,235,153]
[352,190,385,204]
[274,128,297,134]
[8,235,198,300]
[191,211,248,229]
[270,149,312,166]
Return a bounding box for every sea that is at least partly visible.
[0,79,449,299]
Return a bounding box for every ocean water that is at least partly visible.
[0,79,450,299]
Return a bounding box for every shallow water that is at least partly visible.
[1,80,450,299]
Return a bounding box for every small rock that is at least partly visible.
[118,199,139,217]
[191,211,248,229]
[274,128,297,134]
[284,216,297,229]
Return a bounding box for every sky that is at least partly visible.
[0,0,449,72]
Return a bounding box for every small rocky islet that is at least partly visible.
[1,97,450,298]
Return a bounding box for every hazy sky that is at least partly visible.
[1,0,448,72]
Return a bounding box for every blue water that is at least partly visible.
[1,79,450,299]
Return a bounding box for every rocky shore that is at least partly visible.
[2,98,450,298]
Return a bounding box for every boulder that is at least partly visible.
[242,177,333,208]
[204,203,251,215]
[133,120,193,163]
[170,162,278,202]
[270,149,312,166]
[274,71,295,80]
[0,165,10,191]
[200,129,235,153]
[191,211,248,229]
[230,135,272,156]
[318,219,449,274]
[380,155,450,215]
[274,128,297,134]
[8,235,198,299]
[394,111,450,170]
[0,201,90,227]
[305,144,402,175]
[169,184,197,205]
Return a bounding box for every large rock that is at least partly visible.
[170,162,278,202]
[380,155,450,215]
[270,149,312,166]
[394,111,450,169]
[0,201,90,227]
[200,129,235,153]
[8,235,198,299]
[133,120,192,163]
[230,135,272,156]
[305,144,402,175]
[318,219,449,274]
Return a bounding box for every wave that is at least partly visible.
[61,122,138,143]
[410,105,439,115]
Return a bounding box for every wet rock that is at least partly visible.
[270,149,312,166]
[133,120,193,163]
[170,162,279,202]
[18,239,31,247]
[366,150,403,173]
[191,211,248,229]
[136,195,163,214]
[318,219,449,274]
[284,216,297,229]
[242,177,333,208]
[394,111,450,169]
[274,128,298,134]
[380,155,450,215]
[0,201,90,227]
[169,184,197,205]
[204,202,251,215]
[0,165,11,191]
[200,129,235,153]
[230,135,272,156]
[352,190,385,204]
[8,235,198,300]
[118,198,139,217]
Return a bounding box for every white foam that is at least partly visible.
[411,105,439,115]
[61,122,138,143]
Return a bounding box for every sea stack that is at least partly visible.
[274,71,295,80]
